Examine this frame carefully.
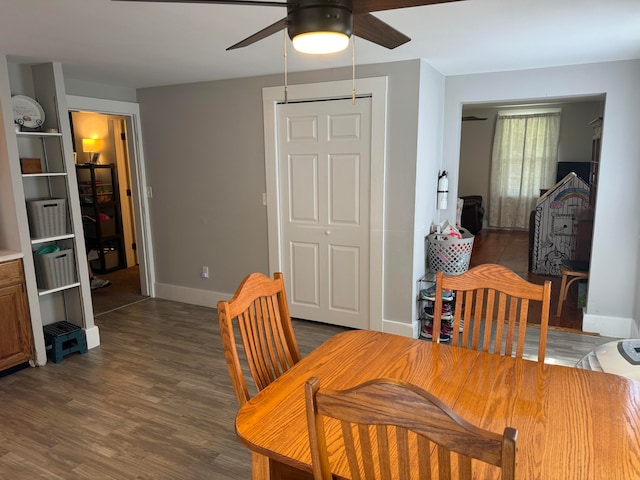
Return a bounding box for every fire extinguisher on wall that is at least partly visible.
[437,171,449,210]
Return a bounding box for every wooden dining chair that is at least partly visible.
[305,376,517,480]
[217,272,302,407]
[556,259,589,317]
[432,263,551,363]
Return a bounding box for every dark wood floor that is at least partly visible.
[469,228,584,331]
[91,265,147,316]
[0,295,614,478]
[0,229,607,479]
[0,300,346,479]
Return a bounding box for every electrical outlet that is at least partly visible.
[201,266,209,279]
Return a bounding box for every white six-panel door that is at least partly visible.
[277,98,371,329]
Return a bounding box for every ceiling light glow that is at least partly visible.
[292,32,349,54]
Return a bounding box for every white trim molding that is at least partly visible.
[262,77,388,332]
[583,312,631,338]
[154,283,224,310]
[66,95,155,299]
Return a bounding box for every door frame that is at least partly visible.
[262,77,387,331]
[110,117,138,268]
[66,95,155,297]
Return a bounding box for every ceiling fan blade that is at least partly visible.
[113,0,292,7]
[353,12,409,49]
[353,0,463,14]
[462,116,488,121]
[226,17,288,50]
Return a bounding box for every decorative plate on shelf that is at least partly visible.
[11,95,45,128]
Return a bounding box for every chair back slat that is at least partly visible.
[305,377,517,480]
[218,272,301,406]
[482,289,495,352]
[343,424,360,479]
[437,445,452,480]
[492,292,506,354]
[378,425,393,479]
[432,264,551,363]
[503,296,518,357]
[416,435,432,479]
[237,295,287,390]
[457,455,472,479]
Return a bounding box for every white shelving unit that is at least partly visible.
[0,59,99,365]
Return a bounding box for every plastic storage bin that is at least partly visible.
[83,217,116,238]
[34,248,76,290]
[426,228,475,275]
[90,249,120,271]
[27,198,66,238]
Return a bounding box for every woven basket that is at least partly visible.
[426,228,474,275]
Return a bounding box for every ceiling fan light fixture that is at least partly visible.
[292,31,349,54]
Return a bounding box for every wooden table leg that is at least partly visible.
[251,452,314,480]
[251,452,272,480]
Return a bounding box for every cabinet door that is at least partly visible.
[0,282,32,370]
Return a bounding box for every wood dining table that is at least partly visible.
[235,330,640,479]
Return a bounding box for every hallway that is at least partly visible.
[469,229,584,331]
[91,265,147,316]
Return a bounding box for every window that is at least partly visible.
[489,109,561,229]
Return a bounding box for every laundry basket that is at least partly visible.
[426,228,475,275]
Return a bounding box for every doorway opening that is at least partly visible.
[67,95,155,315]
[459,95,605,331]
[70,110,146,314]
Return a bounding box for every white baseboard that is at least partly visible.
[154,282,228,310]
[582,312,632,338]
[631,321,640,338]
[382,318,418,338]
[155,283,420,337]
[85,325,101,349]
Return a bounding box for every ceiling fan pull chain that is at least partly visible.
[352,36,356,105]
[284,29,288,104]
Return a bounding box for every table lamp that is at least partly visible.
[82,138,96,163]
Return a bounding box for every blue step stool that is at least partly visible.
[43,321,87,363]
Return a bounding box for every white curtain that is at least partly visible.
[489,112,560,229]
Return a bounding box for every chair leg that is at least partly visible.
[557,274,588,317]
[556,273,569,317]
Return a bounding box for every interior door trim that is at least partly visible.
[262,77,387,331]
[66,95,155,298]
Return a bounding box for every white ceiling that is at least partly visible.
[1,0,639,89]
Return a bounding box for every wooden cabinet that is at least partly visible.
[0,259,33,371]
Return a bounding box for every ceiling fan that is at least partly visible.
[114,0,464,54]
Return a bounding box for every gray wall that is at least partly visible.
[136,60,430,327]
[459,100,604,225]
[443,60,640,337]
[61,57,640,337]
[64,76,137,103]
